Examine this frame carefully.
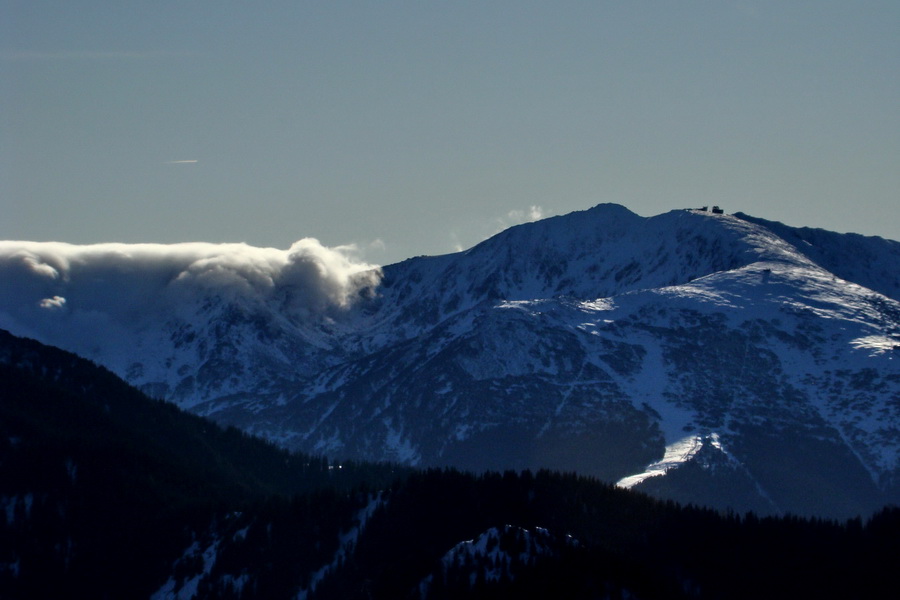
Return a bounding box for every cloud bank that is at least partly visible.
[0,239,382,352]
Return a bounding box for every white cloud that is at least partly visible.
[449,231,465,253]
[446,206,551,256]
[506,205,545,224]
[39,296,66,310]
[492,205,548,236]
[0,239,382,343]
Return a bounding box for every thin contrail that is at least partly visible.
[165,159,198,164]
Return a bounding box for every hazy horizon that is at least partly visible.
[3,1,898,264]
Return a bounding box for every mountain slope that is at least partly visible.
[0,329,400,597]
[243,206,900,516]
[6,331,900,599]
[1,204,898,516]
[733,212,900,302]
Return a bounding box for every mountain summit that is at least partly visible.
[2,204,898,516]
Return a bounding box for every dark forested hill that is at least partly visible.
[0,329,401,597]
[1,329,898,599]
[319,469,900,600]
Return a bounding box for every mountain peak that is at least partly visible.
[2,205,898,517]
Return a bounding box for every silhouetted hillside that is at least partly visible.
[1,330,898,599]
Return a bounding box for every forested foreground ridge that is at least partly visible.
[1,329,898,599]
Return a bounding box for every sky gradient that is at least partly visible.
[2,1,898,264]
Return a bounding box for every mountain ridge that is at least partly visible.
[732,211,900,302]
[1,204,898,516]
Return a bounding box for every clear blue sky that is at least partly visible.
[2,1,898,264]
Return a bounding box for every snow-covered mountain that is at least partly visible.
[2,204,898,516]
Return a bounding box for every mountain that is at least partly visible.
[1,204,898,517]
[2,330,899,599]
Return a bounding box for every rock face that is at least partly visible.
[2,204,899,516]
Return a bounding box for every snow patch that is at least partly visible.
[0,560,20,578]
[220,573,250,595]
[578,298,616,312]
[418,525,577,597]
[616,435,707,489]
[151,536,221,600]
[850,335,899,356]
[383,419,420,464]
[296,492,384,600]
[1,493,35,525]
